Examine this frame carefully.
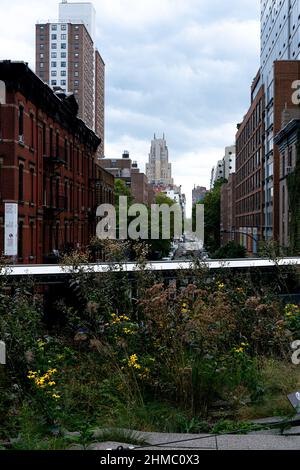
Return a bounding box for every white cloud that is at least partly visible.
[0,0,261,215]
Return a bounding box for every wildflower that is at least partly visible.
[123,327,134,335]
[128,354,142,370]
[48,381,56,387]
[52,394,61,400]
[217,282,225,289]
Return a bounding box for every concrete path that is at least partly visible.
[86,429,300,451]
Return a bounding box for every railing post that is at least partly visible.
[0,341,6,365]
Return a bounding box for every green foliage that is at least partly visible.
[0,248,299,448]
[194,179,226,254]
[212,241,247,259]
[287,134,300,254]
[211,419,263,435]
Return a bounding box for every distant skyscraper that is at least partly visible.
[260,0,300,239]
[192,186,207,205]
[146,134,173,186]
[210,145,235,189]
[35,1,105,157]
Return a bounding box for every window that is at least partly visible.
[64,222,68,244]
[61,70,66,76]
[61,52,66,58]
[40,26,44,31]
[74,89,78,94]
[61,34,66,40]
[51,24,57,30]
[51,43,57,49]
[30,114,34,148]
[51,71,57,77]
[61,43,66,49]
[64,181,68,210]
[64,138,68,165]
[70,183,73,210]
[61,80,66,86]
[74,53,79,58]
[74,34,79,40]
[40,35,45,41]
[74,62,79,68]
[30,168,34,203]
[61,24,66,30]
[40,62,44,68]
[61,61,66,67]
[50,127,53,156]
[18,221,23,258]
[51,61,57,67]
[74,71,79,77]
[56,133,59,158]
[18,105,24,139]
[40,53,44,59]
[74,25,79,30]
[51,80,57,86]
[42,123,46,155]
[40,44,44,49]
[51,52,57,58]
[70,142,73,170]
[74,80,79,86]
[55,178,59,208]
[18,163,24,201]
[30,221,34,257]
[51,34,57,40]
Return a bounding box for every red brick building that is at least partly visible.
[220,173,236,246]
[235,70,265,254]
[98,153,153,205]
[0,61,114,264]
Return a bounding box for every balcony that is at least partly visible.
[43,196,67,217]
[43,147,66,167]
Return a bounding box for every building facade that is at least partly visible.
[35,1,105,157]
[146,134,173,186]
[192,186,207,205]
[210,145,235,189]
[220,173,236,246]
[235,71,265,255]
[0,61,113,264]
[274,108,300,249]
[98,152,152,205]
[260,0,300,239]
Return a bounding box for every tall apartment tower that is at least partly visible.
[146,134,173,186]
[260,0,300,239]
[35,0,105,157]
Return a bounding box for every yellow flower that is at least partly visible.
[123,328,134,335]
[52,394,61,400]
[181,308,188,314]
[217,282,225,289]
[48,381,56,387]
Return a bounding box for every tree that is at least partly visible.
[212,241,247,259]
[193,179,226,254]
[146,192,177,259]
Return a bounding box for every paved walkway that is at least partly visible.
[86,428,300,451]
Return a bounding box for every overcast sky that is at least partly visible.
[0,0,260,214]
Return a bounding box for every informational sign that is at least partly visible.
[287,391,300,412]
[4,203,18,256]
